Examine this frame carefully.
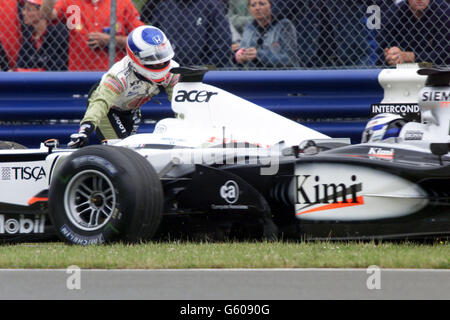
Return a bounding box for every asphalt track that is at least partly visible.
[0,268,448,300]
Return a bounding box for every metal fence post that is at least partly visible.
[108,0,117,68]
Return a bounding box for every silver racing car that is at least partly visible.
[0,67,448,244]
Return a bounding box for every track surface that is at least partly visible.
[0,269,448,300]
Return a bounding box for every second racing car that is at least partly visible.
[0,67,448,244]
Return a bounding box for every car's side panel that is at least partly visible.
[293,163,429,221]
[0,152,50,207]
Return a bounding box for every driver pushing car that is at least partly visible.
[68,25,179,148]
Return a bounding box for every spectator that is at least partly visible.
[235,0,297,69]
[141,0,232,68]
[228,0,253,34]
[378,0,450,66]
[272,0,320,68]
[229,18,242,54]
[273,0,375,68]
[321,0,374,67]
[68,26,180,147]
[40,0,144,71]
[15,0,68,71]
[0,0,23,69]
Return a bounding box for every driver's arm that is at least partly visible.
[82,77,123,127]
[161,73,180,102]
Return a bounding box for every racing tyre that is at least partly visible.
[49,145,163,245]
[0,141,27,149]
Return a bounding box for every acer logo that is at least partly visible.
[175,90,218,103]
[295,175,361,204]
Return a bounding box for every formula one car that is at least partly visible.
[0,67,448,244]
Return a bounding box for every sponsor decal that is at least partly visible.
[60,225,105,245]
[126,91,140,97]
[160,137,187,145]
[0,166,46,181]
[295,175,364,215]
[211,204,249,210]
[1,167,11,180]
[175,90,218,103]
[370,103,421,122]
[404,130,424,141]
[112,113,127,134]
[368,147,394,160]
[105,78,124,93]
[154,124,167,134]
[104,82,121,95]
[441,101,450,108]
[212,180,249,210]
[220,180,239,204]
[152,35,162,44]
[0,214,45,234]
[421,91,450,102]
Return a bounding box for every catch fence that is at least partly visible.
[0,0,448,71]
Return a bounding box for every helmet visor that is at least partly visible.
[137,40,174,65]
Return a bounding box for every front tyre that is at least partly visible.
[49,145,163,245]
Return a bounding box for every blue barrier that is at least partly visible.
[0,70,383,147]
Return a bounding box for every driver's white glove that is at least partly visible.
[68,122,94,148]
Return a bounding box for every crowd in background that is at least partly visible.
[0,0,448,72]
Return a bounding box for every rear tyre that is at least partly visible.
[49,145,163,245]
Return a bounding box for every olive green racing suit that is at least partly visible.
[81,56,179,140]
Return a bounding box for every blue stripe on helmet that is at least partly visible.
[127,30,140,52]
[372,123,386,130]
[372,115,388,120]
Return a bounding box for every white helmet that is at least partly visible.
[126,26,175,82]
[361,113,406,143]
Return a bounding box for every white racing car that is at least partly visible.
[0,67,448,244]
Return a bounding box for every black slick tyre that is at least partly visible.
[48,145,163,245]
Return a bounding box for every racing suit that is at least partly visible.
[80,56,179,141]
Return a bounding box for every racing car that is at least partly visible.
[0,67,448,244]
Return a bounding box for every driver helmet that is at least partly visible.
[126,26,175,83]
[361,113,406,143]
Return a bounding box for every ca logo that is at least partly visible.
[220,180,239,204]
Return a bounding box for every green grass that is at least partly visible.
[0,241,448,269]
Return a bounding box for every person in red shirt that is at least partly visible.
[40,0,144,71]
[15,0,69,71]
[0,0,22,69]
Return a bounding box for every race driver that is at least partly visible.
[68,25,180,148]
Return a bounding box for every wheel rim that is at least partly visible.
[64,170,117,231]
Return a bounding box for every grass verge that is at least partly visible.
[0,241,448,269]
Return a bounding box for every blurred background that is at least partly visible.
[1,0,448,72]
